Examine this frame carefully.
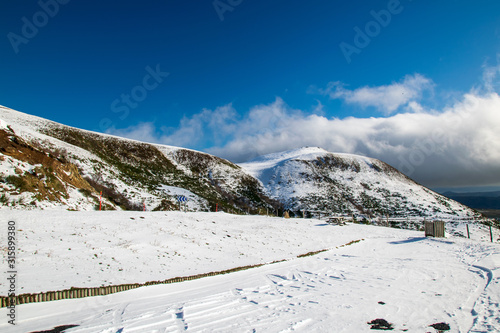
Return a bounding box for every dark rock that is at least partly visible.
[368,318,394,330]
[29,325,79,333]
[430,322,450,331]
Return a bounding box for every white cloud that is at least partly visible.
[321,74,434,114]
[205,93,500,188]
[107,104,238,147]
[107,122,161,145]
[480,55,500,93]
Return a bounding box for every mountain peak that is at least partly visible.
[244,146,328,163]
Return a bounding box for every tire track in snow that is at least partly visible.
[112,303,128,330]
[441,240,500,332]
[468,264,500,332]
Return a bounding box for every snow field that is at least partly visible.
[0,220,500,333]
[0,211,499,332]
[0,211,375,295]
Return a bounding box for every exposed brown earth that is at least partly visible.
[0,128,96,203]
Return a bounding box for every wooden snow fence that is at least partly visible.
[0,238,365,308]
[425,220,445,237]
[0,265,262,308]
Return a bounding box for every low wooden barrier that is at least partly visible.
[0,239,364,308]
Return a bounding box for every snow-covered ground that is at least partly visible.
[0,211,373,294]
[0,211,499,332]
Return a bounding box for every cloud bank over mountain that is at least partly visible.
[108,72,500,189]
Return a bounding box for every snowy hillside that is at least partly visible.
[240,147,479,219]
[0,211,498,332]
[0,105,274,213]
[0,104,483,221]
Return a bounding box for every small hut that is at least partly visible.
[425,220,445,237]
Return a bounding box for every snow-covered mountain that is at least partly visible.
[0,104,479,219]
[239,147,478,219]
[0,105,275,212]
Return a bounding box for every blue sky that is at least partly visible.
[1,0,500,191]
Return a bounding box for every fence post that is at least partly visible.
[466,224,470,239]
